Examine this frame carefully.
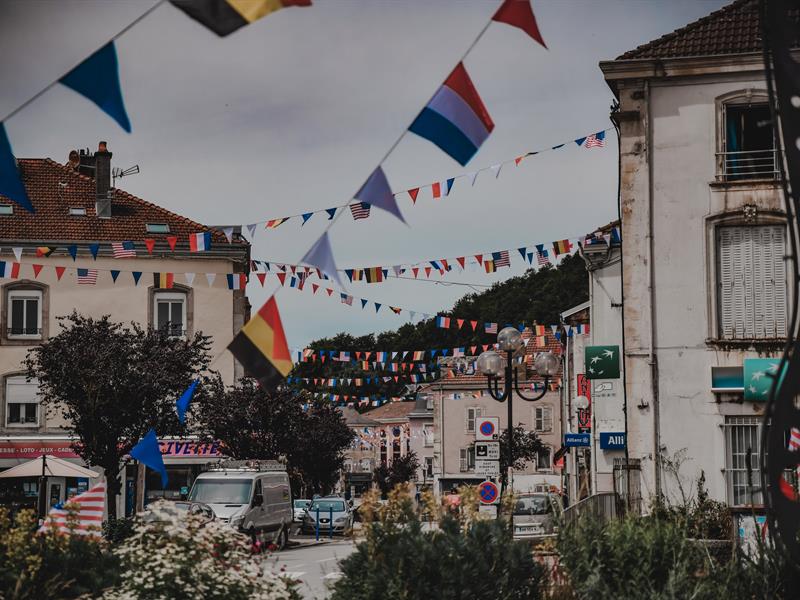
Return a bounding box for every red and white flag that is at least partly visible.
[39,481,105,537]
[349,202,371,220]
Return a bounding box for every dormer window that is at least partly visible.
[69,207,86,216]
[0,205,12,215]
[146,223,170,234]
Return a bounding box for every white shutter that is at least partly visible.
[718,228,736,337]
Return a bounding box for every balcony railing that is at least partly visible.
[716,148,780,182]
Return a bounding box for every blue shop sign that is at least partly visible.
[599,432,626,450]
[564,433,590,447]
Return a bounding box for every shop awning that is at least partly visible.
[0,455,99,479]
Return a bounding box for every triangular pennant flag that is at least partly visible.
[490,163,502,178]
[446,178,455,195]
[68,245,78,261]
[55,266,66,281]
[222,227,234,243]
[246,223,258,239]
[110,269,120,282]
[361,298,368,309]
[144,238,156,254]
[59,42,131,132]
[325,208,337,220]
[301,231,344,289]
[32,264,43,278]
[492,0,547,48]
[574,136,587,147]
[470,171,479,186]
[277,272,287,286]
[12,247,22,262]
[474,254,483,266]
[518,247,527,259]
[457,319,465,329]
[355,166,405,224]
[301,212,314,225]
[205,273,216,287]
[132,271,142,285]
[515,155,525,166]
[470,320,478,331]
[456,256,466,269]
[326,288,333,296]
[257,272,267,286]
[374,303,381,313]
[89,243,100,259]
[0,124,34,213]
[412,267,419,278]
[166,236,178,251]
[130,429,167,487]
[408,188,420,203]
[184,272,195,286]
[424,267,432,278]
[176,379,199,424]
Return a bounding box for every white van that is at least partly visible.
[187,460,292,549]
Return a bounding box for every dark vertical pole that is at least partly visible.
[507,351,514,536]
[38,455,47,522]
[315,506,320,541]
[329,507,333,539]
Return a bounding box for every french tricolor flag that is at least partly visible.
[409,62,494,166]
[189,232,211,252]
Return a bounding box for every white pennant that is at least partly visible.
[246,224,257,240]
[469,171,479,186]
[490,163,503,179]
[12,247,22,262]
[393,265,403,276]
[409,310,416,320]
[222,227,234,243]
[205,273,216,287]
[185,272,195,286]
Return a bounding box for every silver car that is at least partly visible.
[512,493,559,539]
[293,499,311,522]
[301,497,353,534]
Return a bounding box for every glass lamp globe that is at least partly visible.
[534,351,560,377]
[574,395,590,411]
[497,327,524,352]
[477,351,503,376]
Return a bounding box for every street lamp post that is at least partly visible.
[476,327,560,504]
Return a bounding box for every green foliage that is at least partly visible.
[24,312,212,517]
[194,379,353,496]
[0,507,118,599]
[331,487,546,600]
[373,452,420,496]
[292,256,588,402]
[497,426,545,490]
[102,516,136,545]
[648,472,732,541]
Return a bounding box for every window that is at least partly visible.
[7,290,42,339]
[720,101,777,181]
[5,376,39,427]
[68,207,86,216]
[392,439,401,463]
[537,447,552,471]
[534,406,553,433]
[717,225,787,339]
[0,205,12,215]
[423,424,434,447]
[724,416,763,506]
[424,457,434,478]
[426,395,434,410]
[380,442,387,466]
[459,447,475,472]
[154,292,186,337]
[466,407,482,433]
[146,223,170,233]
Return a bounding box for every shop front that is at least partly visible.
[138,439,223,507]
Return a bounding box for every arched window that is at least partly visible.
[715,89,777,182]
[2,280,48,343]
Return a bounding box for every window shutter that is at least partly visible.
[718,228,736,338]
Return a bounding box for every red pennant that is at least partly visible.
[412,267,419,278]
[32,264,43,278]
[492,0,547,48]
[475,254,484,265]
[326,288,334,296]
[408,188,420,203]
[470,345,477,354]
[394,376,399,382]
[424,267,432,278]
[166,236,178,250]
[441,259,449,270]
[256,272,266,286]
[470,320,478,331]
[457,319,465,329]
[482,344,489,351]
[312,283,319,294]
[356,352,362,360]
[515,155,524,166]
[365,352,372,359]
[456,256,466,269]
[277,272,287,286]
[290,265,297,275]
[55,266,66,280]
[144,238,156,254]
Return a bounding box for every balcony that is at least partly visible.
[716,149,780,183]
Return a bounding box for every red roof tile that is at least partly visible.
[364,401,417,420]
[616,0,799,61]
[0,158,239,245]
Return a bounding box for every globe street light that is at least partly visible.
[477,327,559,506]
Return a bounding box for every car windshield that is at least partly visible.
[310,500,345,512]
[188,479,252,504]
[294,500,310,509]
[514,495,551,516]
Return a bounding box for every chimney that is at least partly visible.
[94,141,112,218]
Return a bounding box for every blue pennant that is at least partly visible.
[130,429,167,487]
[176,379,199,424]
[0,124,34,213]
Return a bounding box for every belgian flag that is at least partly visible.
[227,295,292,388]
[364,267,383,283]
[171,0,312,37]
[154,273,174,289]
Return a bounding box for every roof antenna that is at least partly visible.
[112,164,140,187]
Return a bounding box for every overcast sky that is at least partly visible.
[0,0,727,350]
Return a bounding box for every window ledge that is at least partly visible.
[5,423,40,429]
[2,337,44,346]
[709,178,781,190]
[706,337,786,351]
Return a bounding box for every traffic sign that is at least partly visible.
[478,505,498,518]
[475,441,500,460]
[478,480,500,504]
[475,417,499,441]
[474,459,500,476]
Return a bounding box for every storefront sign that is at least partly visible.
[585,346,620,379]
[158,440,222,457]
[743,358,782,402]
[576,373,592,433]
[0,440,79,459]
[599,432,626,450]
[564,433,590,447]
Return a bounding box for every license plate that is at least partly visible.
[320,519,329,523]
[516,526,540,534]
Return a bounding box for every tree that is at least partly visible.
[24,313,212,518]
[194,379,353,496]
[373,451,420,497]
[492,426,545,491]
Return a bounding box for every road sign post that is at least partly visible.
[475,441,500,460]
[475,417,500,441]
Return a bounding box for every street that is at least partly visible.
[270,532,357,600]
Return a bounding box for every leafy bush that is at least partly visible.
[331,486,546,600]
[0,506,118,599]
[103,516,136,545]
[102,500,298,600]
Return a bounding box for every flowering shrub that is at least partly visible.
[102,500,299,600]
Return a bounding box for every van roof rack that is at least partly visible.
[204,459,286,472]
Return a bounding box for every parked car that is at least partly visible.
[293,499,311,522]
[187,460,292,549]
[301,496,353,534]
[512,493,558,539]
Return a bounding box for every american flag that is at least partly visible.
[340,293,353,306]
[485,322,498,334]
[349,202,371,220]
[790,427,800,451]
[537,249,550,266]
[77,268,98,284]
[39,481,105,537]
[584,131,606,148]
[493,250,511,268]
[111,241,136,258]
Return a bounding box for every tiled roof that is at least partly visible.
[0,158,237,245]
[364,401,417,421]
[340,406,380,427]
[616,0,799,61]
